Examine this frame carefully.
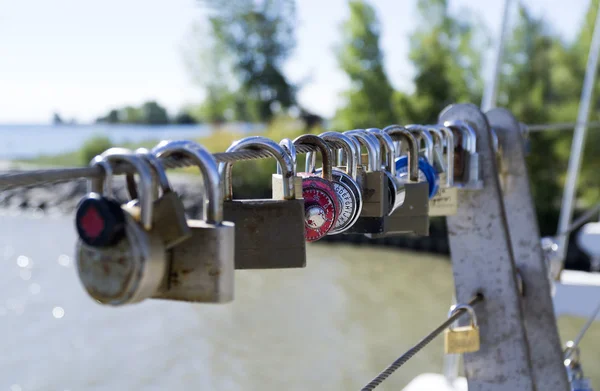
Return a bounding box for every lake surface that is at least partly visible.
[0,124,262,160]
[0,211,598,390]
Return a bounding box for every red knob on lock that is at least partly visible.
[299,174,339,242]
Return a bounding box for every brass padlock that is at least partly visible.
[124,148,192,249]
[444,304,480,354]
[342,130,389,234]
[220,136,306,269]
[152,140,235,303]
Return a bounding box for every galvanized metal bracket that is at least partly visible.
[486,108,570,391]
[438,104,536,391]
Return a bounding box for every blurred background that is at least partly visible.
[1,0,600,390]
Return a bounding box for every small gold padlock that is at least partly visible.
[444,304,480,354]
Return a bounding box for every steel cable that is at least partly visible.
[0,142,330,190]
[360,294,483,391]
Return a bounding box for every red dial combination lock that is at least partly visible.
[293,134,340,242]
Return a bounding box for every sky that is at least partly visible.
[0,0,593,124]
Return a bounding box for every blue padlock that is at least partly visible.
[395,155,439,199]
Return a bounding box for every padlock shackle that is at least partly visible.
[427,125,455,187]
[153,140,223,224]
[317,132,359,180]
[343,130,381,172]
[366,128,396,176]
[125,148,172,202]
[89,155,114,197]
[406,124,435,163]
[221,136,295,201]
[383,125,419,182]
[293,134,334,181]
[443,120,477,154]
[277,138,297,176]
[100,148,156,230]
[448,303,478,329]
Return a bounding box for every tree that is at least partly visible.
[499,5,567,218]
[140,101,170,125]
[200,0,297,122]
[174,111,197,125]
[402,0,487,123]
[333,0,396,130]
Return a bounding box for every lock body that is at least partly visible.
[76,211,166,305]
[153,220,235,303]
[223,197,305,269]
[366,181,430,238]
[344,169,388,234]
[444,325,480,354]
[428,172,458,216]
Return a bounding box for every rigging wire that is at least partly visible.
[525,121,600,132]
[0,142,334,191]
[564,299,600,359]
[556,203,600,238]
[360,294,484,391]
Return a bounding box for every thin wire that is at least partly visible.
[525,121,600,132]
[565,299,600,359]
[360,294,484,391]
[556,203,600,238]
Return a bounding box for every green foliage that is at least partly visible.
[197,0,297,123]
[173,111,197,125]
[333,0,396,129]
[96,101,170,125]
[79,136,113,166]
[403,0,486,123]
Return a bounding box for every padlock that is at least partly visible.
[444,120,483,189]
[75,148,166,306]
[219,136,306,268]
[306,132,363,234]
[294,134,341,241]
[123,148,192,249]
[366,125,430,237]
[565,342,594,391]
[342,130,389,234]
[406,124,440,198]
[151,140,234,303]
[424,125,458,216]
[273,138,304,199]
[366,128,404,214]
[444,304,480,354]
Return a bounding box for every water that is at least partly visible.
[0,124,261,160]
[0,212,597,390]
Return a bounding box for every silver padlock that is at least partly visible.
[306,131,364,234]
[366,125,430,237]
[444,120,483,189]
[424,124,458,216]
[342,129,389,234]
[151,140,235,303]
[366,128,404,214]
[565,341,594,391]
[75,148,166,306]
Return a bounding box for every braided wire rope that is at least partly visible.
[0,142,329,190]
[360,294,483,391]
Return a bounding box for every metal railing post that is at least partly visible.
[439,103,536,391]
[487,108,570,391]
